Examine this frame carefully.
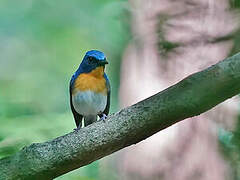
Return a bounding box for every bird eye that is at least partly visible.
[88,57,95,63]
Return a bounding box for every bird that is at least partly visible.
[69,50,110,130]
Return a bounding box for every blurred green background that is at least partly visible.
[0,0,129,179]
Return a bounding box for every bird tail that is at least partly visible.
[84,115,97,127]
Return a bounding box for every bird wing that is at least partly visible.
[103,73,111,116]
[70,75,83,128]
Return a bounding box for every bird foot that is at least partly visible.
[73,126,82,132]
[98,113,107,122]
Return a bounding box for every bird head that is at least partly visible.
[79,50,108,73]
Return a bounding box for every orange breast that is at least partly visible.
[73,67,107,95]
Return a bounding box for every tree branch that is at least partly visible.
[1,52,240,180]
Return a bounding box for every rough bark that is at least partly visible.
[0,52,240,180]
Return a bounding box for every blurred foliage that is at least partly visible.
[0,0,130,179]
[219,116,240,180]
[230,0,240,8]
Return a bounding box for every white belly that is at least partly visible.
[72,90,107,116]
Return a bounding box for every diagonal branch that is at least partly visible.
[1,53,240,180]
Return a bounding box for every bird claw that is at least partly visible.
[73,125,82,132]
[98,113,107,122]
[73,128,79,132]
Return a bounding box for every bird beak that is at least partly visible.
[98,60,108,66]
